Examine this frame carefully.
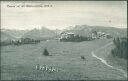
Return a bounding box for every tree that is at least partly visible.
[43,48,49,56]
[111,37,127,60]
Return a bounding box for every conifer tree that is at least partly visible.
[43,48,49,56]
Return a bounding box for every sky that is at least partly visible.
[1,1,127,30]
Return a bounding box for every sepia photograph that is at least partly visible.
[0,1,127,80]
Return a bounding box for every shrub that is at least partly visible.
[43,48,49,56]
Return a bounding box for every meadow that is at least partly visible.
[1,39,127,80]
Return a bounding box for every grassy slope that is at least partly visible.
[94,41,127,72]
[1,39,126,80]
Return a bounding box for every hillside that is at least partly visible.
[22,27,56,40]
[1,31,17,42]
[1,25,126,41]
[1,39,127,80]
[64,25,127,37]
[1,29,29,38]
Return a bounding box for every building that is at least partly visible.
[60,32,75,39]
[91,31,112,39]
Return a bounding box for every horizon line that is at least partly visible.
[1,24,127,30]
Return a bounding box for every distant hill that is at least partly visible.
[22,27,56,40]
[1,31,17,42]
[1,25,126,41]
[1,29,29,38]
[63,25,127,37]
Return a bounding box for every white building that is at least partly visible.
[60,32,75,39]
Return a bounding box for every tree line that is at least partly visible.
[111,37,127,60]
[0,38,40,46]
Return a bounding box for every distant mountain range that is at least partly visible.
[1,31,16,42]
[22,27,57,40]
[1,25,127,42]
[63,25,127,37]
[1,29,29,38]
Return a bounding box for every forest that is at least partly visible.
[111,37,127,60]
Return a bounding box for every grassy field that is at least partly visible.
[1,39,126,80]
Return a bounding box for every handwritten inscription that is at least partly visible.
[35,64,63,73]
[7,4,53,8]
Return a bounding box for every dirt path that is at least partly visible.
[91,42,127,78]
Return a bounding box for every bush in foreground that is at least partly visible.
[43,48,49,56]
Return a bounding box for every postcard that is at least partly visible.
[1,1,127,80]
